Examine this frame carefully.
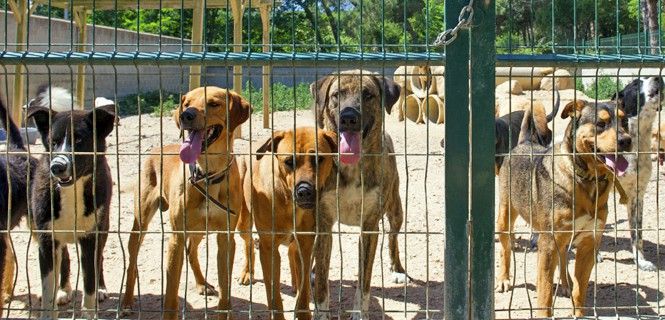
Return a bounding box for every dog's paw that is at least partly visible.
[314,311,330,320]
[197,282,218,296]
[596,252,604,263]
[238,271,253,286]
[391,272,411,284]
[349,312,366,320]
[495,279,512,293]
[637,259,657,272]
[556,284,571,298]
[97,288,109,302]
[55,288,72,305]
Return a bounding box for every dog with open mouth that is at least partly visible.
[609,77,664,271]
[310,70,407,319]
[496,99,632,317]
[27,91,116,319]
[122,86,250,320]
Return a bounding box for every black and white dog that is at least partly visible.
[27,87,116,319]
[611,77,664,271]
[0,95,38,308]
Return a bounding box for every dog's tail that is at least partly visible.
[545,89,560,122]
[29,85,79,113]
[0,96,25,150]
[518,104,553,146]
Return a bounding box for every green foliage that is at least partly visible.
[116,91,180,116]
[113,83,311,117]
[242,82,313,114]
[583,76,620,100]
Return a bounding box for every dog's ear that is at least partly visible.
[174,94,187,130]
[375,76,401,114]
[561,100,586,119]
[256,131,285,160]
[88,104,117,139]
[229,91,251,133]
[310,75,334,129]
[26,106,55,149]
[321,130,338,153]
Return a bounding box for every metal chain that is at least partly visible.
[433,0,475,46]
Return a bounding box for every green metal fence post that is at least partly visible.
[444,0,471,318]
[444,0,495,318]
[470,0,496,319]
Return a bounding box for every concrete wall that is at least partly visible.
[0,12,190,107]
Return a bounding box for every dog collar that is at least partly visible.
[574,167,628,205]
[189,158,236,216]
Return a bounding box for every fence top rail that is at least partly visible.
[2,51,665,67]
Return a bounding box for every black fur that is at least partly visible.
[613,77,665,117]
[0,95,37,305]
[27,95,115,314]
[440,91,560,172]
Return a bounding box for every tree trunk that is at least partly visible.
[641,0,650,35]
[646,0,659,53]
[320,0,339,45]
[296,0,325,46]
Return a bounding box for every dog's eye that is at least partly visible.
[596,121,607,130]
[75,137,82,144]
[331,92,339,101]
[208,102,219,108]
[284,157,294,170]
[362,89,373,101]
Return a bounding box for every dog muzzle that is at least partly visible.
[50,155,73,184]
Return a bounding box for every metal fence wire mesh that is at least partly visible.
[0,0,664,319]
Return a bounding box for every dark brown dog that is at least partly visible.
[310,70,407,319]
[496,100,632,317]
[122,87,250,319]
[240,127,337,320]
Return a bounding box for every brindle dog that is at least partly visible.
[310,70,408,319]
[496,100,632,317]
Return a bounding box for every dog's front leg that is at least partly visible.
[164,233,186,320]
[79,236,101,319]
[628,196,656,271]
[312,225,332,320]
[351,220,379,320]
[217,232,236,320]
[535,233,557,317]
[38,237,60,320]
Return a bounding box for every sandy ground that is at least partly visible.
[1,89,665,319]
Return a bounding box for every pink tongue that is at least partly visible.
[339,131,361,165]
[605,155,629,177]
[179,130,204,164]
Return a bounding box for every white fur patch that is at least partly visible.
[49,176,101,244]
[351,286,370,320]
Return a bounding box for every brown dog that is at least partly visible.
[121,87,250,319]
[496,100,632,317]
[240,127,337,320]
[310,70,407,319]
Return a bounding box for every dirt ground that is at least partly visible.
[2,89,665,319]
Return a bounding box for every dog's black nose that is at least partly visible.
[295,181,315,206]
[50,156,71,178]
[339,108,361,132]
[618,136,632,150]
[180,109,196,124]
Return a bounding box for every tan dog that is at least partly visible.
[496,100,632,317]
[310,70,407,319]
[240,128,337,320]
[653,121,665,166]
[122,87,250,319]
